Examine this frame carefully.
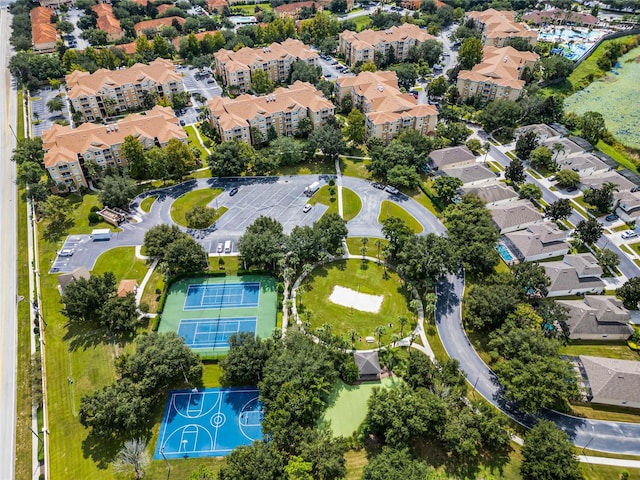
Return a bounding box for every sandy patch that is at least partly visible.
[328,286,383,313]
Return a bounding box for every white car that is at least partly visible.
[621,230,638,239]
[58,248,74,257]
[217,242,224,253]
[302,204,312,213]
[384,185,400,195]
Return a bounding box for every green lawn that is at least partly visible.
[300,259,416,349]
[340,156,371,179]
[342,187,362,221]
[559,341,640,361]
[140,267,164,313]
[308,185,339,215]
[378,200,424,233]
[597,140,639,173]
[139,195,157,213]
[570,401,640,424]
[91,246,149,283]
[184,125,209,159]
[66,193,120,235]
[170,188,223,227]
[350,14,371,31]
[276,158,336,176]
[345,237,388,258]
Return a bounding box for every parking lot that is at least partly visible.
[316,54,354,80]
[31,87,71,137]
[62,7,90,50]
[180,66,222,125]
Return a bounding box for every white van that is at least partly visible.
[224,240,232,253]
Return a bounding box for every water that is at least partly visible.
[496,244,514,262]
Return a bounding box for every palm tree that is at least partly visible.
[348,329,358,349]
[398,316,408,338]
[374,239,383,263]
[423,293,437,323]
[360,245,367,260]
[391,333,401,347]
[408,332,417,354]
[113,438,150,480]
[483,142,491,163]
[552,142,565,162]
[374,325,386,350]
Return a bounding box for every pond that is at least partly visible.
[564,45,640,149]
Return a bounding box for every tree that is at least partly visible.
[209,141,256,177]
[164,138,197,179]
[458,37,483,70]
[477,100,521,139]
[555,169,581,188]
[390,63,418,90]
[386,164,421,189]
[189,465,216,480]
[427,76,448,99]
[344,108,365,144]
[251,69,274,94]
[164,236,209,275]
[505,158,525,184]
[410,39,443,66]
[40,195,74,239]
[529,146,554,170]
[511,262,551,298]
[218,441,284,480]
[113,438,150,480]
[363,448,434,480]
[289,60,322,85]
[61,272,117,323]
[47,96,64,114]
[540,55,574,82]
[575,217,603,245]
[11,137,44,165]
[521,421,582,480]
[580,111,606,146]
[437,121,472,146]
[515,131,539,161]
[185,205,216,229]
[309,124,346,162]
[519,183,542,201]
[465,278,522,330]
[122,135,147,179]
[99,294,140,334]
[616,277,640,309]
[221,333,272,386]
[99,174,138,209]
[17,161,44,185]
[314,213,348,254]
[381,217,413,261]
[143,224,184,260]
[544,199,573,222]
[597,248,620,272]
[432,176,463,204]
[238,216,285,272]
[583,182,617,214]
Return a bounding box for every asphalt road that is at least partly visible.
[0,6,19,479]
[436,273,640,455]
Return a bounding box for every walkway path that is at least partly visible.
[335,158,344,218]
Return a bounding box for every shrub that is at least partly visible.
[88,212,101,224]
[90,205,100,212]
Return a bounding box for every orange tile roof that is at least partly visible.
[156,4,174,15]
[468,8,537,41]
[43,106,186,168]
[172,30,219,48]
[93,3,122,34]
[30,6,55,25]
[115,41,137,55]
[457,46,539,89]
[32,23,58,45]
[214,38,318,73]
[207,0,228,9]
[274,1,319,14]
[134,16,186,35]
[340,23,434,50]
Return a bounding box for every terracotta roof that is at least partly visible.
[458,46,539,90]
[523,9,598,26]
[32,23,58,45]
[214,38,317,72]
[468,8,537,41]
[117,279,138,297]
[172,30,219,48]
[340,23,434,50]
[43,106,186,168]
[30,6,55,25]
[93,4,122,34]
[115,41,137,55]
[274,1,318,14]
[66,58,182,100]
[134,16,186,34]
[129,0,149,6]
[207,0,228,9]
[208,81,333,131]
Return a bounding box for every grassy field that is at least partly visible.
[184,125,209,159]
[91,246,149,283]
[340,156,371,179]
[343,187,362,221]
[345,237,388,259]
[308,185,362,220]
[170,188,224,227]
[140,266,164,313]
[570,402,640,424]
[597,140,639,173]
[139,195,157,213]
[66,193,120,235]
[300,259,415,349]
[559,341,640,361]
[350,14,371,31]
[378,200,424,233]
[276,158,336,176]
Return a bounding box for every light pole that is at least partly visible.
[160,447,171,479]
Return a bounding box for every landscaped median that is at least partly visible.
[307,185,362,221]
[378,200,423,234]
[170,188,226,227]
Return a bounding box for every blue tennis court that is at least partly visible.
[184,282,260,310]
[155,387,263,459]
[178,317,257,348]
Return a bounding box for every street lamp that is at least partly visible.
[160,447,171,478]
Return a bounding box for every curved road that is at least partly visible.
[436,273,640,455]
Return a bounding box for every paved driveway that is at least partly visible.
[31,87,70,137]
[63,6,90,50]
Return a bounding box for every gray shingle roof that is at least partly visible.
[489,199,544,231]
[463,182,519,204]
[503,223,569,260]
[354,351,381,377]
[556,296,633,338]
[542,254,604,294]
[580,355,640,406]
[58,266,90,291]
[429,146,476,169]
[441,163,495,184]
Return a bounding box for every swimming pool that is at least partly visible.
[496,244,514,263]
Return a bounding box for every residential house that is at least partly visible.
[457,46,539,103]
[541,253,605,297]
[115,41,138,55]
[542,137,584,161]
[42,105,186,191]
[338,23,435,66]
[428,145,476,171]
[556,153,610,177]
[503,223,570,262]
[172,30,220,50]
[206,0,228,14]
[134,16,186,37]
[615,191,640,223]
[578,356,640,408]
[514,123,563,143]
[58,266,91,292]
[523,9,598,27]
[335,71,438,144]
[462,181,519,206]
[66,58,184,122]
[92,3,125,42]
[207,81,335,144]
[31,6,58,53]
[582,172,636,193]
[466,9,537,47]
[489,199,544,233]
[274,1,322,19]
[213,39,319,93]
[440,163,495,187]
[556,296,634,340]
[156,4,175,15]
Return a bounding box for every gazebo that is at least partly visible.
[353,351,381,381]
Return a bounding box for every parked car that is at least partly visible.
[566,186,578,192]
[372,182,385,189]
[632,185,640,193]
[303,204,312,213]
[605,213,619,221]
[179,120,185,126]
[229,187,239,196]
[621,230,638,239]
[385,185,400,195]
[58,248,74,257]
[217,242,224,253]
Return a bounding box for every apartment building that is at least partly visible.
[207,81,334,144]
[274,1,322,19]
[213,39,319,93]
[31,6,58,53]
[66,58,184,122]
[457,46,539,102]
[134,16,186,36]
[92,3,125,43]
[38,0,74,8]
[43,106,186,191]
[339,23,435,65]
[467,9,537,47]
[335,71,438,144]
